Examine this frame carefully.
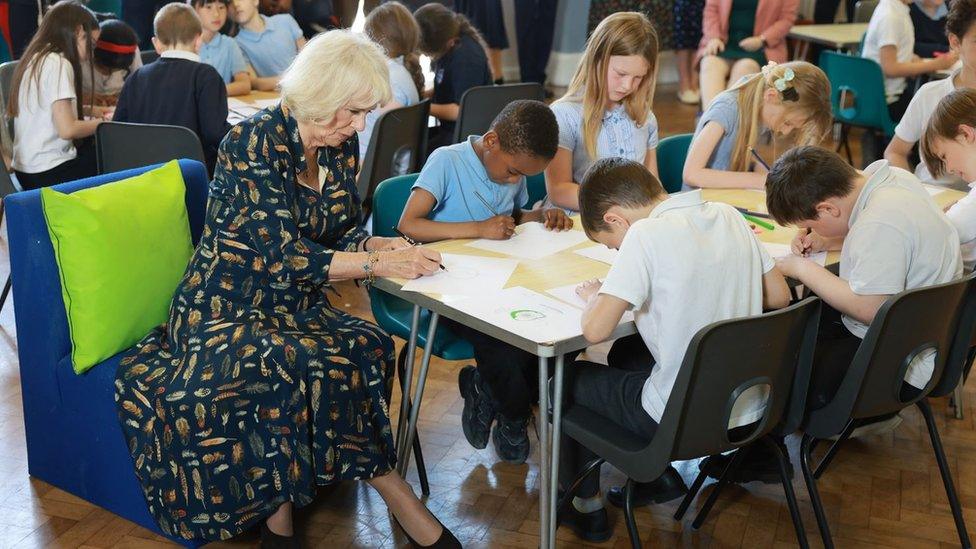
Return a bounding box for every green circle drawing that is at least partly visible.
[510,309,545,321]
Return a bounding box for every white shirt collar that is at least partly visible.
[160,50,201,62]
[649,189,704,218]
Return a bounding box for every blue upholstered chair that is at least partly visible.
[5,159,209,546]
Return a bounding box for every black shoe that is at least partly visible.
[394,515,462,549]
[558,504,612,543]
[261,522,302,549]
[492,413,530,464]
[607,467,687,508]
[700,443,790,485]
[458,365,494,449]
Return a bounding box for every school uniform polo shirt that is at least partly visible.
[893,69,958,182]
[412,136,528,222]
[235,14,302,77]
[599,190,775,426]
[840,160,962,388]
[200,32,248,84]
[861,0,915,102]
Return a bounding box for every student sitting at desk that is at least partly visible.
[559,158,790,542]
[885,0,976,182]
[910,0,950,58]
[113,3,229,174]
[398,100,572,464]
[708,146,962,485]
[191,0,252,96]
[231,0,305,91]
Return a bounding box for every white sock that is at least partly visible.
[572,495,604,514]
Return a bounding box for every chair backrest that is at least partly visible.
[4,159,210,426]
[453,83,545,143]
[140,49,159,65]
[0,61,18,158]
[853,0,879,22]
[603,298,822,481]
[368,173,420,322]
[930,273,976,398]
[524,172,546,209]
[357,100,430,215]
[819,51,896,137]
[806,274,972,438]
[96,122,206,174]
[656,133,693,193]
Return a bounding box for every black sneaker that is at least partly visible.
[700,443,790,485]
[458,365,494,450]
[492,414,530,464]
[607,466,687,508]
[559,504,612,543]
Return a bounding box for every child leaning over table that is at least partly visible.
[398,99,572,465]
[558,157,790,543]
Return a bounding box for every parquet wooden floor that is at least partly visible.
[0,85,972,548]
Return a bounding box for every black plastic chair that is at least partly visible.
[452,83,545,144]
[357,100,429,218]
[140,49,159,65]
[937,272,976,420]
[558,297,822,549]
[0,159,17,313]
[799,274,975,549]
[95,122,205,174]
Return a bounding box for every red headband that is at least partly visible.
[96,40,138,54]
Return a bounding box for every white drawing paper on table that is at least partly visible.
[464,222,590,260]
[452,287,584,343]
[545,283,635,323]
[924,185,947,197]
[574,245,617,265]
[399,253,519,296]
[763,242,827,267]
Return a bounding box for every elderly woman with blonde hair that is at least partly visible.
[115,30,458,549]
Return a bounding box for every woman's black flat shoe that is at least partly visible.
[261,522,303,549]
[395,515,462,548]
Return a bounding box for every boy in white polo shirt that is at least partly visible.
[885,0,976,182]
[557,158,791,543]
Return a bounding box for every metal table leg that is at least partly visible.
[548,355,565,544]
[953,384,965,420]
[395,305,422,463]
[398,312,440,477]
[537,354,551,549]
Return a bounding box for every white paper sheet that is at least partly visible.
[399,253,519,296]
[451,287,585,343]
[545,283,636,323]
[464,222,590,260]
[924,185,947,196]
[573,245,617,265]
[763,242,827,267]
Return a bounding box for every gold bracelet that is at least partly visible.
[362,251,379,286]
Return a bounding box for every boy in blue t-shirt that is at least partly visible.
[190,0,251,96]
[231,0,305,91]
[398,100,571,464]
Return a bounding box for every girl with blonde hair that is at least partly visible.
[545,11,660,212]
[683,60,832,190]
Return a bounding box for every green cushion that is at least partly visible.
[41,161,194,374]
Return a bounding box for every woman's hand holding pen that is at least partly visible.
[376,247,443,279]
[367,236,412,252]
[478,215,516,240]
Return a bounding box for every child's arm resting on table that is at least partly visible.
[516,207,573,230]
[543,148,580,210]
[578,280,632,343]
[398,188,516,242]
[683,121,767,190]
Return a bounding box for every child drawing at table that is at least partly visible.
[398,100,571,465]
[683,60,831,190]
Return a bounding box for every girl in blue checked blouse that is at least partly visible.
[191,0,251,96]
[544,11,660,212]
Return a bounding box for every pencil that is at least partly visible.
[749,147,771,171]
[392,227,446,271]
[473,191,499,216]
[734,206,772,219]
[741,212,775,231]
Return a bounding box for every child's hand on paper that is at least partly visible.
[543,208,573,231]
[478,215,516,240]
[378,247,442,279]
[575,278,602,302]
[792,228,827,256]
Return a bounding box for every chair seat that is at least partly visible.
[562,404,660,482]
[370,289,474,361]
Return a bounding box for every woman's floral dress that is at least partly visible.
[115,103,396,542]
